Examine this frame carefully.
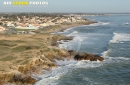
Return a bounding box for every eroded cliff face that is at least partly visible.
[0,20,101,85]
[0,71,37,85]
[0,47,70,85]
[0,48,104,85]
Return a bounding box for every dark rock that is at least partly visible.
[63,40,68,42]
[21,76,37,84]
[74,52,87,60]
[68,50,75,56]
[60,29,64,32]
[8,75,37,84]
[26,46,32,50]
[63,36,73,41]
[58,42,63,44]
[94,55,104,61]
[51,42,58,46]
[74,52,104,61]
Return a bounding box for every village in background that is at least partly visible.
[0,13,106,34]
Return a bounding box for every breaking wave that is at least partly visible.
[110,32,130,43]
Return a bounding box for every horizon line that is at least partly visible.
[0,12,130,14]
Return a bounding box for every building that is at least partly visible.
[0,26,5,32]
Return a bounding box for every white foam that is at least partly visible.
[89,22,110,26]
[104,56,130,64]
[73,31,78,34]
[34,55,130,85]
[67,31,79,36]
[101,49,130,64]
[123,22,129,25]
[34,59,104,85]
[63,27,75,32]
[59,35,87,50]
[102,22,110,25]
[110,32,130,43]
[101,50,108,57]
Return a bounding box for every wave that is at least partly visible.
[73,31,78,34]
[123,22,129,25]
[54,21,110,35]
[59,35,87,51]
[104,56,130,65]
[34,53,130,85]
[67,31,79,36]
[101,50,130,62]
[34,59,103,85]
[63,27,75,32]
[101,50,108,57]
[88,22,110,26]
[102,22,110,25]
[110,32,130,43]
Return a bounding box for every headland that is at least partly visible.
[0,13,104,85]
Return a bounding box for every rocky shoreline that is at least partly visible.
[0,20,104,85]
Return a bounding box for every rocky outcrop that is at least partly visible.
[8,75,36,85]
[0,71,36,85]
[74,52,104,61]
[0,48,69,85]
[51,35,73,46]
[68,50,75,56]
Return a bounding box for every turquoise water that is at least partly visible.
[35,14,130,85]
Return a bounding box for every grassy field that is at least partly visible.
[0,34,47,72]
[0,20,97,85]
[0,32,72,73]
[0,21,96,73]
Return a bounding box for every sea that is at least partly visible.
[34,14,130,85]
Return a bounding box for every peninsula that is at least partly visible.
[0,13,103,85]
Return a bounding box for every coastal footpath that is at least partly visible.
[0,13,104,85]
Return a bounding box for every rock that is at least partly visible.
[68,50,75,56]
[94,55,104,61]
[60,29,64,32]
[58,42,63,44]
[63,40,68,42]
[8,75,37,84]
[22,76,37,84]
[74,52,104,61]
[51,42,58,46]
[74,52,87,60]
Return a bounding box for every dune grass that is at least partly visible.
[0,56,16,61]
[0,40,17,47]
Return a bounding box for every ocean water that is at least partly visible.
[34,14,130,85]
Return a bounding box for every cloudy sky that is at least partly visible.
[0,0,130,13]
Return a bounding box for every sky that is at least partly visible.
[0,0,130,13]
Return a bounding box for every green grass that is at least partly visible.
[0,46,11,52]
[22,60,29,65]
[0,69,5,71]
[13,28,35,31]
[12,46,27,52]
[0,52,7,56]
[52,48,60,52]
[0,40,17,47]
[16,60,23,63]
[0,56,16,61]
[15,40,26,43]
[12,45,40,52]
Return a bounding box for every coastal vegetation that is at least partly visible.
[0,31,104,85]
[0,13,103,85]
[0,33,72,84]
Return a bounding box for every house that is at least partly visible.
[0,26,5,32]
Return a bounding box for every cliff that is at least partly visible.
[0,20,102,85]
